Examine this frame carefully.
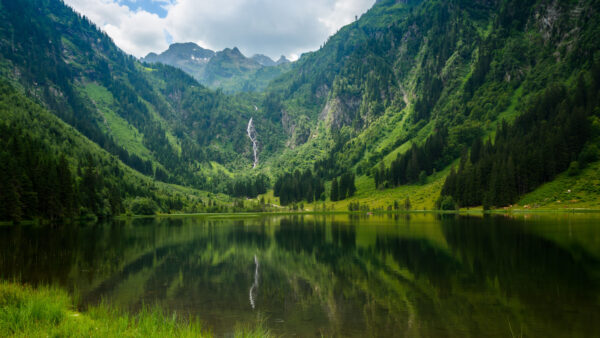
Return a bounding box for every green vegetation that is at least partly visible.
[273,169,325,205]
[0,80,250,222]
[441,71,600,208]
[259,0,600,210]
[518,161,600,210]
[0,0,284,193]
[83,83,153,161]
[0,281,271,337]
[0,281,208,337]
[329,172,357,202]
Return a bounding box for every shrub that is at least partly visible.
[129,197,158,215]
[436,195,457,211]
[567,161,580,176]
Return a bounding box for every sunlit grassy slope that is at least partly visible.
[518,161,600,210]
[83,83,153,160]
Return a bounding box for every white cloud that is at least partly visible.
[64,0,375,59]
[65,0,169,56]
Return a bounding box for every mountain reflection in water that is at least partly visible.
[0,214,598,337]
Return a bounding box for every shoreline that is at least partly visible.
[3,208,600,226]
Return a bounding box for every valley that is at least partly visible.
[0,0,599,222]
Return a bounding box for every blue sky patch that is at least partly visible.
[120,0,171,18]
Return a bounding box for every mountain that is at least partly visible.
[1,0,600,221]
[142,42,215,79]
[0,78,212,221]
[262,0,600,208]
[0,0,283,202]
[142,43,292,92]
[204,47,262,80]
[276,56,291,65]
[143,42,215,64]
[251,54,277,67]
[252,54,291,66]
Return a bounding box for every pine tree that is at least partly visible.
[0,155,23,222]
[348,173,356,197]
[57,155,74,217]
[407,148,420,182]
[331,178,339,202]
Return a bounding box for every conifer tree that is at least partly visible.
[331,177,339,202]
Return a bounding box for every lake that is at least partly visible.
[1,213,599,337]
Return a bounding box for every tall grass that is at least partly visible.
[0,281,271,337]
[234,315,272,338]
[0,282,69,336]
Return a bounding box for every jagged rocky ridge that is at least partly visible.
[142,42,291,92]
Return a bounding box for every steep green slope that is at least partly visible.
[261,0,600,208]
[0,0,284,194]
[0,80,212,222]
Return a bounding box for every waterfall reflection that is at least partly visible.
[249,254,259,309]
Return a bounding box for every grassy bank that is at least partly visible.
[0,282,270,337]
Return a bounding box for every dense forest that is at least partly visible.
[0,81,199,221]
[440,67,600,209]
[273,170,325,205]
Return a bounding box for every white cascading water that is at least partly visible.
[249,254,259,309]
[247,118,259,168]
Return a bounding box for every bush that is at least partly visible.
[129,197,158,215]
[437,196,457,211]
[418,171,427,185]
[567,161,580,176]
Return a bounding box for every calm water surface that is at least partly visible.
[1,214,599,337]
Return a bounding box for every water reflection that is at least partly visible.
[0,214,599,337]
[249,255,259,310]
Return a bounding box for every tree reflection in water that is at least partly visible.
[0,214,598,337]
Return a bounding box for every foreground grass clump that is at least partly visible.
[0,281,210,337]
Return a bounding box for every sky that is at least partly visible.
[63,0,376,60]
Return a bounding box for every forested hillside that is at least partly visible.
[0,0,283,191]
[261,0,600,209]
[0,80,209,221]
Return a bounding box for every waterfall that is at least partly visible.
[249,254,259,309]
[247,118,259,168]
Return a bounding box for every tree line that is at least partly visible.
[274,169,325,205]
[227,173,270,198]
[330,172,357,202]
[0,124,123,221]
